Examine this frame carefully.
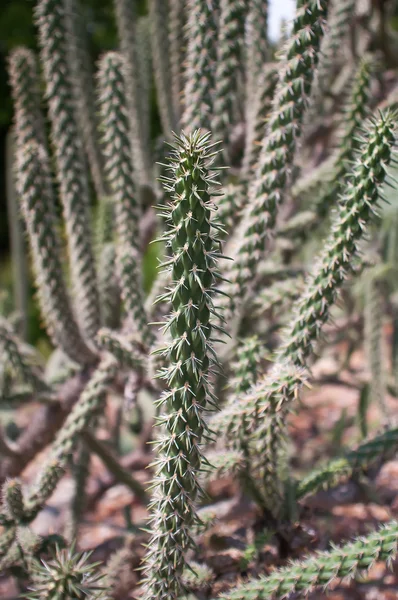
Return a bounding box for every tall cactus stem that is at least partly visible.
[182,0,219,132]
[149,0,177,134]
[141,131,226,600]
[35,0,101,343]
[97,52,153,347]
[114,0,153,186]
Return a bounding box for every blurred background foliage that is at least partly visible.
[0,0,149,349]
[2,0,398,350]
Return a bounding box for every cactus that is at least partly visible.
[182,1,219,131]
[97,52,153,347]
[217,520,398,600]
[296,426,398,500]
[35,0,101,343]
[4,0,398,598]
[15,141,97,365]
[141,131,226,599]
[245,0,269,105]
[211,0,248,160]
[224,0,329,309]
[26,545,106,600]
[114,0,153,185]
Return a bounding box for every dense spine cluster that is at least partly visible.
[142,131,225,600]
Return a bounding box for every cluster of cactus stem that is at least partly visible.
[2,0,398,599]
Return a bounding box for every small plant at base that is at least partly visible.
[26,545,106,600]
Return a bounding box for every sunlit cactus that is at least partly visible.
[3,0,398,598]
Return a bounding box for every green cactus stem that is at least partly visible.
[35,0,101,342]
[224,0,329,310]
[297,426,398,500]
[182,0,219,131]
[211,0,248,162]
[16,141,97,365]
[149,0,177,134]
[65,0,108,199]
[97,51,153,347]
[141,131,227,600]
[217,520,398,600]
[168,0,186,126]
[245,0,269,105]
[114,0,152,186]
[315,55,373,218]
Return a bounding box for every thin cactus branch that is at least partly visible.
[5,130,28,339]
[97,243,121,330]
[296,426,398,500]
[182,0,219,131]
[0,526,16,561]
[113,0,152,186]
[315,55,374,218]
[245,0,269,105]
[35,0,101,343]
[65,0,108,199]
[311,0,356,111]
[136,15,152,145]
[211,0,248,162]
[141,131,227,600]
[279,112,396,368]
[22,358,116,522]
[217,520,398,600]
[364,272,389,421]
[149,0,176,134]
[242,66,278,178]
[2,479,25,523]
[8,47,48,150]
[249,112,397,510]
[224,0,329,310]
[168,0,186,126]
[16,141,97,365]
[0,317,47,391]
[97,52,153,347]
[66,442,91,541]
